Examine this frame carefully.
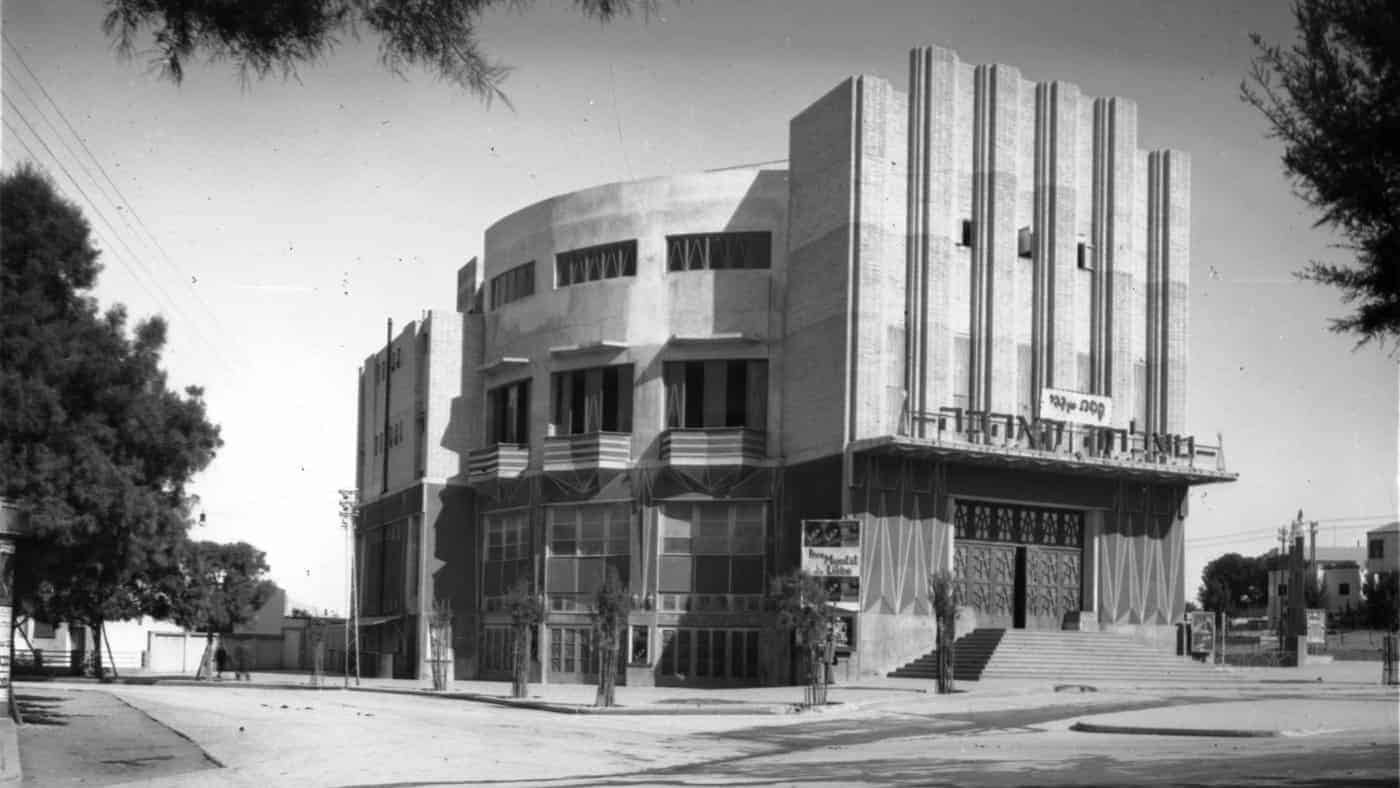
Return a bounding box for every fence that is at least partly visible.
[13,647,145,676]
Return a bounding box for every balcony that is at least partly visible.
[659,427,766,467]
[467,443,529,485]
[542,431,632,473]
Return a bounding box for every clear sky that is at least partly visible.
[3,0,1396,614]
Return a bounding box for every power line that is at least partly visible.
[2,34,247,376]
[2,97,242,381]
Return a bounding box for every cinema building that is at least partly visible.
[353,43,1236,684]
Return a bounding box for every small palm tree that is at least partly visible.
[771,569,838,707]
[505,577,542,699]
[590,567,631,708]
[928,570,962,694]
[428,599,453,691]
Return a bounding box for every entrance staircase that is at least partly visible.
[888,628,1232,683]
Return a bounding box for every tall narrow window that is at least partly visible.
[550,365,634,436]
[487,378,531,444]
[489,262,535,309]
[664,360,768,430]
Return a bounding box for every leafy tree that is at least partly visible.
[102,0,656,103]
[1197,552,1269,614]
[1,165,222,678]
[928,571,961,695]
[770,568,838,706]
[505,575,541,699]
[589,566,630,708]
[1243,0,1400,345]
[1363,570,1400,631]
[161,541,276,636]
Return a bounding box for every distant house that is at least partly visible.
[1366,522,1399,578]
[1266,545,1365,623]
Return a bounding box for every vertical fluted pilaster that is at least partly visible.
[1163,151,1190,436]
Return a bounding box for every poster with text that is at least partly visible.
[802,519,860,606]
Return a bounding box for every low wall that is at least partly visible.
[856,611,938,679]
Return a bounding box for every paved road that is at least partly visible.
[15,689,217,787]
[13,684,1399,787]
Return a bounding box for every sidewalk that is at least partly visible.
[14,658,1396,717]
[1067,696,1399,738]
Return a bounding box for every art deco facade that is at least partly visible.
[353,44,1235,684]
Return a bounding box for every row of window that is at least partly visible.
[658,628,761,680]
[962,219,1096,271]
[371,420,406,455]
[489,232,773,311]
[371,345,408,383]
[483,501,768,608]
[481,624,759,681]
[485,360,769,445]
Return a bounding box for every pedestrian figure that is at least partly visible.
[215,641,229,680]
[234,641,253,681]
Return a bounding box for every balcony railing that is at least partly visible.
[467,443,529,484]
[542,431,632,473]
[660,427,766,467]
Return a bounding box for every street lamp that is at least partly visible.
[338,489,360,688]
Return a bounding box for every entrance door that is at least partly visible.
[954,500,1086,630]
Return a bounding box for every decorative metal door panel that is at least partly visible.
[954,541,1016,624]
[1024,545,1081,628]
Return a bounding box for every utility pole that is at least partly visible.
[1309,519,1318,571]
[339,488,360,688]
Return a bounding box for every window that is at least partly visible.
[1339,582,1351,596]
[490,262,536,309]
[1370,539,1385,559]
[663,360,768,431]
[486,378,531,444]
[666,232,771,271]
[1077,241,1093,270]
[482,510,531,607]
[1278,584,1288,598]
[1017,227,1033,258]
[547,503,630,610]
[550,365,634,435]
[555,240,637,287]
[657,628,759,680]
[550,626,610,675]
[630,625,649,665]
[482,626,513,673]
[33,620,56,639]
[659,502,765,601]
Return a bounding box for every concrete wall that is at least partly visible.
[784,76,907,462]
[904,44,1190,432]
[478,168,789,465]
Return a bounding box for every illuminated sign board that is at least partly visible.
[920,406,1204,463]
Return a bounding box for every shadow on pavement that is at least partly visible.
[15,693,75,726]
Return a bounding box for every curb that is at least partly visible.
[1070,721,1277,738]
[0,719,20,784]
[346,686,800,715]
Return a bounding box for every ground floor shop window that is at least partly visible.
[657,628,758,680]
[482,627,512,673]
